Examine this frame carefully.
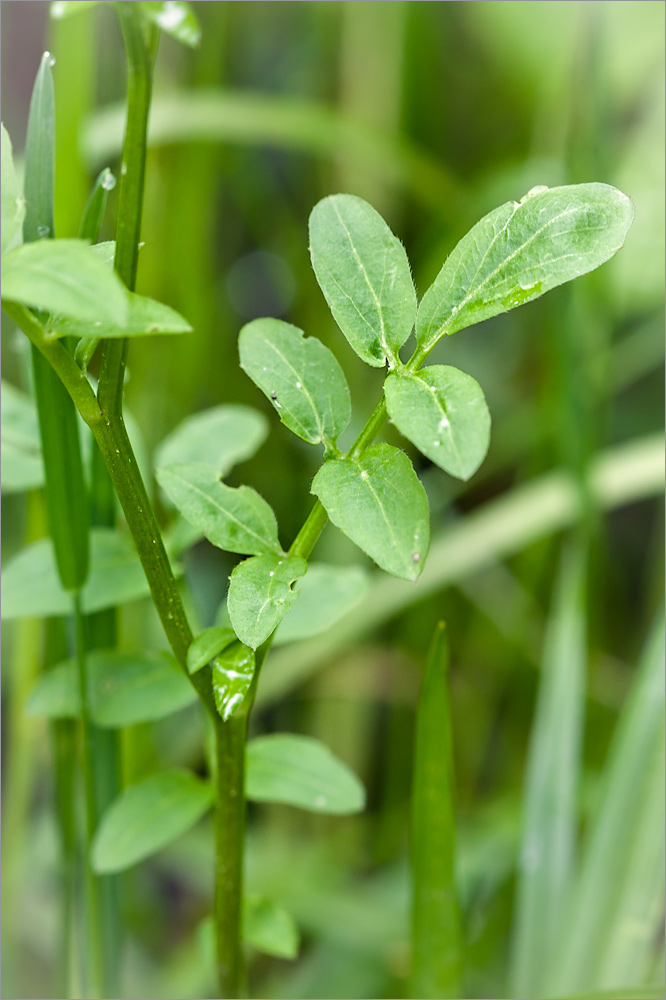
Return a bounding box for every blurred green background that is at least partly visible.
[2,2,664,998]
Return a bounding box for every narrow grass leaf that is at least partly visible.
[1,529,155,619]
[385,365,491,480]
[1,125,25,255]
[309,193,417,367]
[274,564,368,645]
[2,239,129,325]
[227,553,307,649]
[157,462,281,556]
[78,167,115,240]
[550,617,666,996]
[138,1,201,47]
[239,318,351,445]
[91,770,213,873]
[27,650,196,725]
[246,733,365,814]
[212,641,256,721]
[510,543,587,998]
[416,184,634,354]
[187,627,236,674]
[1,381,44,493]
[244,896,300,959]
[23,51,54,243]
[154,405,268,476]
[311,443,429,581]
[410,622,463,999]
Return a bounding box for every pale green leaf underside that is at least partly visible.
[156,462,281,557]
[139,1,202,47]
[274,563,369,645]
[1,529,156,619]
[212,641,256,721]
[243,896,300,959]
[417,183,634,352]
[1,124,25,256]
[309,193,417,367]
[311,443,430,581]
[246,733,366,814]
[91,770,213,873]
[1,238,129,325]
[45,291,192,339]
[227,553,307,649]
[154,404,268,477]
[385,365,491,481]
[187,626,236,674]
[1,380,43,493]
[239,317,351,445]
[26,650,196,726]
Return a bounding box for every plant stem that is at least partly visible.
[73,591,104,1000]
[214,712,249,999]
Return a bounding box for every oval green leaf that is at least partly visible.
[274,563,368,645]
[239,318,351,445]
[156,462,282,557]
[1,238,129,325]
[416,183,634,354]
[385,365,491,481]
[91,770,213,873]
[45,291,192,340]
[309,194,417,367]
[1,125,25,255]
[246,733,366,814]
[187,626,236,674]
[212,641,256,721]
[227,553,307,649]
[27,650,197,726]
[154,405,268,476]
[1,380,43,493]
[311,443,430,581]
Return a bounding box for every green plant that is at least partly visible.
[3,4,659,1000]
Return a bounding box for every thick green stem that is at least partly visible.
[214,713,248,999]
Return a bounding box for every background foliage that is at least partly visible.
[2,2,664,998]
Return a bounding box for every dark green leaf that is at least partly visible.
[1,124,25,255]
[416,184,634,354]
[2,239,129,325]
[311,443,430,581]
[246,733,365,814]
[187,627,236,674]
[385,365,491,480]
[212,641,256,721]
[154,405,268,476]
[0,381,43,493]
[274,563,368,645]
[156,462,282,556]
[91,770,213,873]
[309,194,417,367]
[227,553,307,649]
[239,318,351,445]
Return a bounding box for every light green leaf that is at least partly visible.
[212,641,256,721]
[1,381,43,493]
[416,183,633,354]
[1,528,157,619]
[1,124,25,255]
[274,563,368,645]
[138,1,201,47]
[311,443,430,581]
[154,405,268,476]
[246,733,365,814]
[227,553,307,649]
[50,1,103,18]
[385,365,491,480]
[187,626,236,674]
[309,193,417,367]
[26,650,196,726]
[156,463,282,557]
[244,896,300,959]
[91,770,213,873]
[1,239,129,325]
[45,291,191,339]
[239,317,351,445]
[410,622,463,998]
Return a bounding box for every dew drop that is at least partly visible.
[433,440,441,447]
[429,385,437,393]
[101,171,116,191]
[37,225,50,238]
[43,51,56,67]
[269,571,274,577]
[439,417,450,429]
[120,162,128,176]
[296,381,302,389]
[361,470,369,480]
[412,552,421,564]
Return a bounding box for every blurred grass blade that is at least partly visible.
[410,622,463,999]
[510,542,587,997]
[1,124,25,254]
[550,616,666,996]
